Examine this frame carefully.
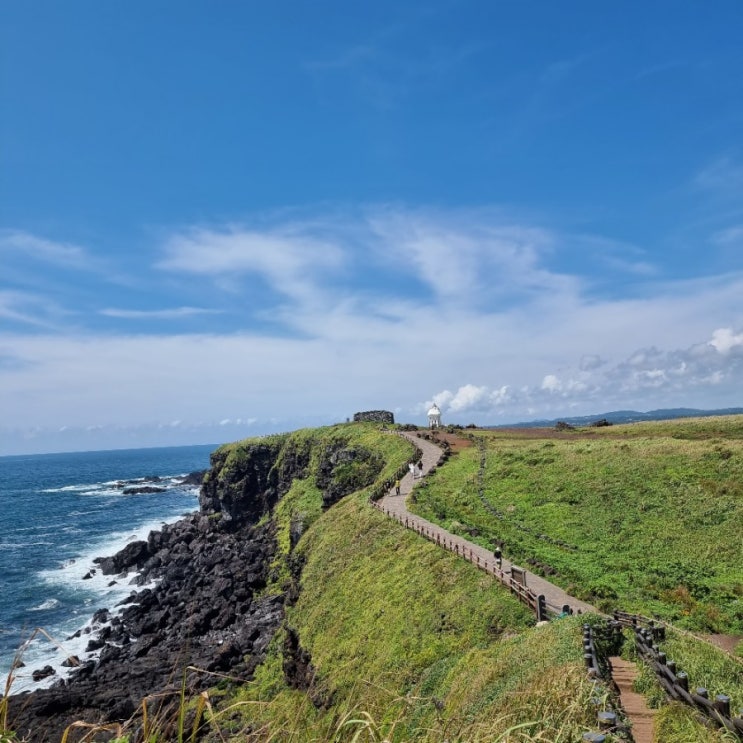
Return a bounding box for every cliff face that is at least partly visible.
[199,436,291,524]
[200,433,383,521]
[7,426,387,743]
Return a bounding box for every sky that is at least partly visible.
[2,1,743,455]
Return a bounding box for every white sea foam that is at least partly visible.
[7,614,105,693]
[10,512,190,692]
[42,484,94,493]
[30,599,61,611]
[79,488,122,497]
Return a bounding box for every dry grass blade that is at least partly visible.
[60,720,123,743]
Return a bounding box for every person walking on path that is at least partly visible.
[493,545,502,569]
[378,431,597,616]
[395,479,401,495]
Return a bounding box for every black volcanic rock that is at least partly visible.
[7,514,281,742]
[122,485,166,495]
[178,469,206,487]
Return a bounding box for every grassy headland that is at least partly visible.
[202,423,602,741]
[221,481,599,741]
[409,416,743,634]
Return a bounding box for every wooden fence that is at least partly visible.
[368,500,572,622]
[605,612,743,740]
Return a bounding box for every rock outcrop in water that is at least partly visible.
[7,431,383,742]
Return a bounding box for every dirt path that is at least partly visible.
[377,431,596,615]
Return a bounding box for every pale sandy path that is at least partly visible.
[376,431,597,616]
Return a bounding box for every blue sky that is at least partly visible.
[2,1,743,454]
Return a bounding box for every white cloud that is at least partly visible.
[541,374,561,392]
[367,209,566,304]
[0,291,70,329]
[3,211,743,453]
[158,226,345,303]
[424,324,743,421]
[100,307,222,320]
[0,230,88,267]
[709,328,743,354]
[448,384,489,411]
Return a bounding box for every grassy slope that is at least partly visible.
[410,417,743,633]
[213,424,601,742]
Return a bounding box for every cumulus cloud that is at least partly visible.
[709,327,743,354]
[424,326,743,421]
[541,374,561,392]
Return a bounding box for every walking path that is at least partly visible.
[609,656,656,743]
[373,431,660,740]
[375,432,596,616]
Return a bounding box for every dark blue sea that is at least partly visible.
[0,444,217,691]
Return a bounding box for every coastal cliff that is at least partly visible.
[7,425,392,742]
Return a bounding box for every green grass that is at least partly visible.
[410,417,743,632]
[221,485,605,741]
[632,627,743,708]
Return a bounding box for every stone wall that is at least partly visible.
[353,410,395,424]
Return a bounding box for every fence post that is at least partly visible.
[537,595,547,622]
[715,695,731,718]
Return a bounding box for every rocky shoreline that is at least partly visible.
[7,507,284,742]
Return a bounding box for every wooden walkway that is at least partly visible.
[376,432,597,616]
[610,656,656,743]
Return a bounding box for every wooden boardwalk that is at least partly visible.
[376,432,597,616]
[610,656,656,743]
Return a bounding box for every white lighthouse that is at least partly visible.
[427,403,442,429]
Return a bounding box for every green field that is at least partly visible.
[409,417,743,634]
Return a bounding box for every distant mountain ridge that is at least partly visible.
[490,407,743,429]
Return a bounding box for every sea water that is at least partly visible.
[0,444,217,691]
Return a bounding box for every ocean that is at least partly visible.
[0,443,217,692]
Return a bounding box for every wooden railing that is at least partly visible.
[603,612,743,740]
[368,500,574,622]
